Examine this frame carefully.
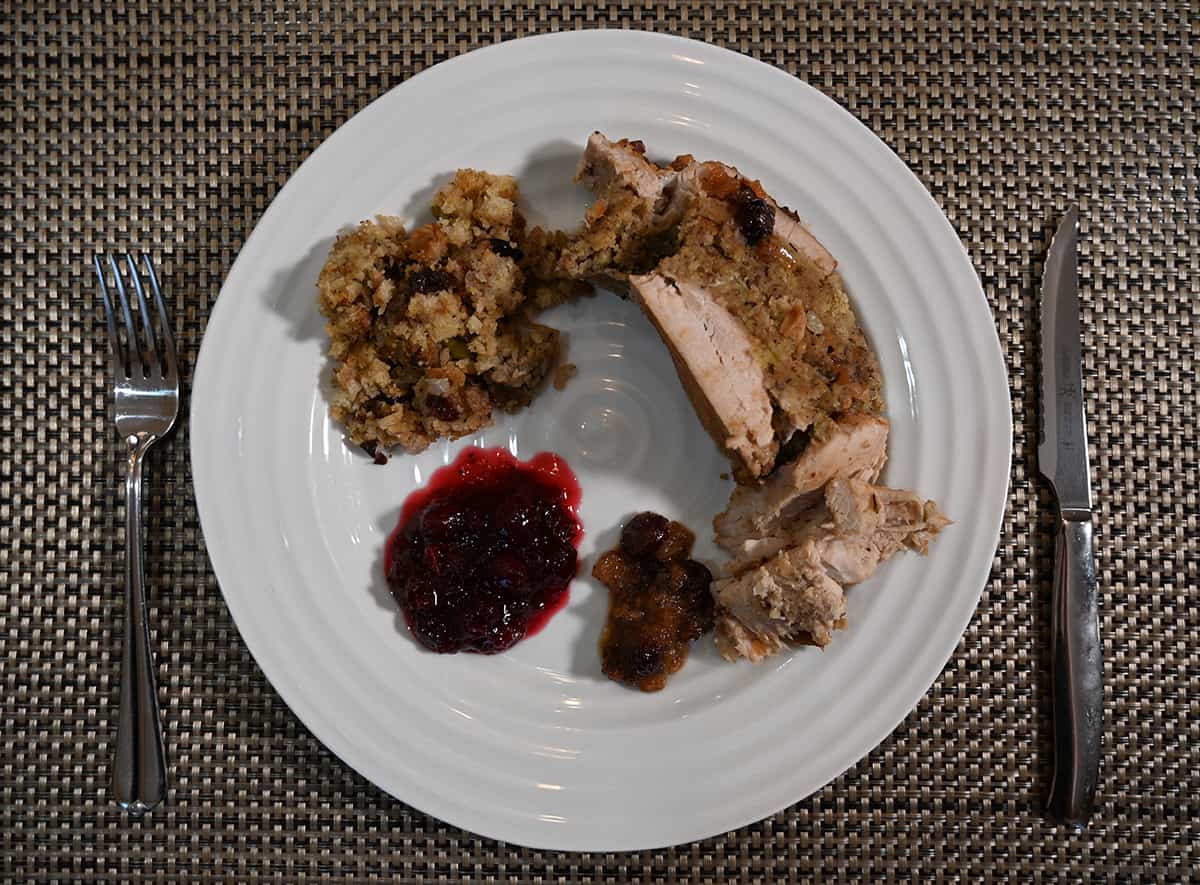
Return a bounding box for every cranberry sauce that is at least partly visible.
[384,447,583,654]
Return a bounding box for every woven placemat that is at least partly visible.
[3,0,1196,881]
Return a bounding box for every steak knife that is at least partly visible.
[1038,206,1102,822]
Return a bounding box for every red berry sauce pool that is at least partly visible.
[384,447,583,654]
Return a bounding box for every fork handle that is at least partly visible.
[113,434,168,813]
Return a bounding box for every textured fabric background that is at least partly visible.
[2,1,1196,881]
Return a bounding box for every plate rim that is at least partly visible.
[190,28,1013,851]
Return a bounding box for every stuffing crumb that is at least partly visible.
[552,363,578,391]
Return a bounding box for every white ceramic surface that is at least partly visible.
[191,31,1011,851]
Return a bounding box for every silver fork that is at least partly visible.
[94,253,179,813]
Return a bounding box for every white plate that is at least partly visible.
[191,31,1011,851]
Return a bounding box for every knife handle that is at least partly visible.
[1048,515,1102,823]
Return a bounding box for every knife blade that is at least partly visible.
[1038,206,1102,823]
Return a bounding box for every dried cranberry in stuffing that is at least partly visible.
[488,238,524,261]
[426,394,460,422]
[733,185,775,245]
[409,268,454,294]
[361,440,389,465]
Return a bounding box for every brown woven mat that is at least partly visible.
[3,0,1197,881]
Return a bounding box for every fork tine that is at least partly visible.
[107,254,142,374]
[124,252,158,366]
[140,254,177,379]
[94,254,127,377]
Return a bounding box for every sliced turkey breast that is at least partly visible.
[714,413,890,565]
[630,273,778,479]
[712,476,949,662]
